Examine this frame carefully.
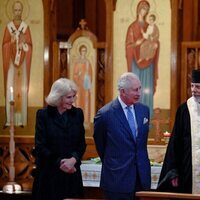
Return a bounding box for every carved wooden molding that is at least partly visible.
[67,19,98,48]
[181,41,200,103]
[0,136,35,191]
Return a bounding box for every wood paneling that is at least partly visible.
[136,191,200,200]
[170,0,181,129]
[43,0,53,102]
[182,0,199,41]
[170,0,200,129]
[0,136,98,191]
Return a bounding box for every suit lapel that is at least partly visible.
[134,103,143,130]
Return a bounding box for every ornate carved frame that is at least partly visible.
[181,41,200,103]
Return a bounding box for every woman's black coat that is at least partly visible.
[31,105,86,200]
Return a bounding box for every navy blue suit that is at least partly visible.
[93,98,151,194]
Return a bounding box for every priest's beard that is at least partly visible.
[193,95,200,103]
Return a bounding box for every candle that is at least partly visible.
[10,87,14,101]
[163,131,171,137]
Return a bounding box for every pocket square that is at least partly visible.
[143,117,148,124]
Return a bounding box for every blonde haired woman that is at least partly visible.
[32,78,86,200]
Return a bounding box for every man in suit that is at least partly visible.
[93,72,151,200]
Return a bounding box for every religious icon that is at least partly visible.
[2,0,32,127]
[72,44,93,128]
[125,0,160,117]
[69,36,96,129]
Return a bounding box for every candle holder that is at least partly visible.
[3,101,22,193]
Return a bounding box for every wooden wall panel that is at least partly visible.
[170,0,182,128]
[170,0,200,128]
[57,0,74,39]
[0,136,98,191]
[182,0,199,41]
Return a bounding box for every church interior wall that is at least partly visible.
[0,0,199,194]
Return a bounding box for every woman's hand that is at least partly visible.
[60,157,77,173]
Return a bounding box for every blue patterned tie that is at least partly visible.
[126,106,136,140]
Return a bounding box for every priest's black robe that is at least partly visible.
[157,102,192,193]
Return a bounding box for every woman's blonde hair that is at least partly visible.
[46,78,77,106]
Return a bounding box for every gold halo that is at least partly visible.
[74,39,92,57]
[6,0,30,21]
[130,0,157,19]
[146,11,159,23]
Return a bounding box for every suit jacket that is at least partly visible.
[32,105,86,200]
[93,98,151,193]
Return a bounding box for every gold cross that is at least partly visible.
[79,19,87,30]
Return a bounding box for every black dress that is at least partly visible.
[157,102,192,193]
[31,106,86,200]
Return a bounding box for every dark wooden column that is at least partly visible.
[43,0,53,104]
[104,0,114,103]
[170,0,182,128]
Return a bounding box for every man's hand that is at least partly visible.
[171,177,178,187]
